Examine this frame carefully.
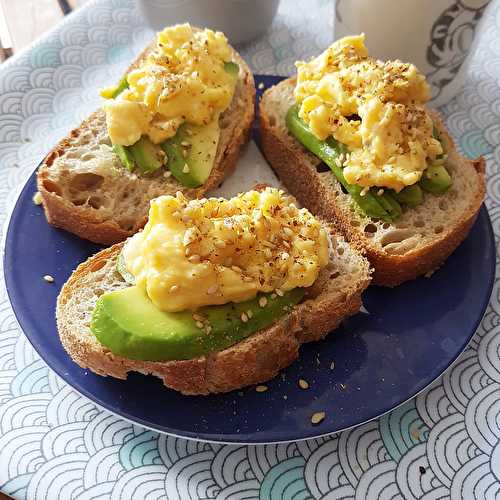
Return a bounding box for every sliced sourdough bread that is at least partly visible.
[56,227,371,395]
[259,77,486,286]
[38,41,255,245]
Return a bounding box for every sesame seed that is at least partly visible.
[255,385,268,393]
[188,254,200,263]
[182,164,190,173]
[258,82,265,90]
[330,361,335,370]
[259,297,268,308]
[33,191,43,205]
[311,411,325,425]
[163,170,172,178]
[207,284,218,295]
[283,227,294,237]
[205,325,212,334]
[377,189,384,196]
[271,293,277,299]
[214,240,226,248]
[169,285,179,293]
[281,252,290,260]
[181,141,190,147]
[298,378,309,389]
[195,321,204,329]
[243,276,253,282]
[340,383,347,390]
[193,313,205,322]
[43,275,54,283]
[246,310,253,319]
[241,312,249,323]
[276,289,284,297]
[231,265,242,273]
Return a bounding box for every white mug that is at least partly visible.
[335,0,491,107]
[137,0,281,46]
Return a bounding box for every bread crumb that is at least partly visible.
[33,191,43,205]
[311,411,325,425]
[298,378,309,389]
[43,275,54,283]
[255,385,268,393]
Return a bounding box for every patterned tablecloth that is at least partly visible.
[0,0,499,498]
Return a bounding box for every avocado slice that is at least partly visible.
[129,136,165,174]
[161,119,220,188]
[420,164,452,195]
[91,285,304,361]
[113,144,135,172]
[158,62,238,188]
[116,252,135,285]
[392,184,424,207]
[224,61,239,77]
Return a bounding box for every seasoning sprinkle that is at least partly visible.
[298,378,309,390]
[255,385,268,393]
[311,411,325,425]
[43,275,54,283]
[33,191,43,205]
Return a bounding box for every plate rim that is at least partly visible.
[3,75,496,444]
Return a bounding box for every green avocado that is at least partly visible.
[129,136,165,174]
[91,285,304,361]
[161,120,220,188]
[116,252,135,285]
[393,184,424,208]
[420,164,452,195]
[113,144,135,172]
[160,62,239,188]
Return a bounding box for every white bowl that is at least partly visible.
[137,0,281,45]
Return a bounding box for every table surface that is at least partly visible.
[0,0,499,499]
[0,1,88,60]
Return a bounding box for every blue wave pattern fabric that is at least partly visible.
[1,0,500,498]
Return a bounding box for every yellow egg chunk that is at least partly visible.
[295,34,443,192]
[102,23,237,146]
[122,188,330,312]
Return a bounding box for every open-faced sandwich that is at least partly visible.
[56,187,371,394]
[38,23,255,245]
[259,35,485,285]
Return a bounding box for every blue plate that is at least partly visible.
[3,76,496,444]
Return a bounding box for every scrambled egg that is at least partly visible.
[295,35,443,192]
[102,23,237,146]
[122,188,330,312]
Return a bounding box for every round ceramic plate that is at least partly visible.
[3,76,496,444]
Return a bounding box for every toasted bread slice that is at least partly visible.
[259,78,486,286]
[37,39,255,246]
[56,228,370,395]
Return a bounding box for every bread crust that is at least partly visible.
[259,78,486,286]
[38,38,255,246]
[57,235,371,395]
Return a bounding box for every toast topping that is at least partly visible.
[102,23,237,146]
[294,35,443,192]
[122,188,329,312]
